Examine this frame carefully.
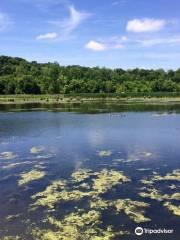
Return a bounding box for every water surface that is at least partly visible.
[0,103,179,240]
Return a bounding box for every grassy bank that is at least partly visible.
[1,93,180,105]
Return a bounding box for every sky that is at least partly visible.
[0,0,180,69]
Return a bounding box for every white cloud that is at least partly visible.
[86,36,127,51]
[126,18,166,32]
[36,5,90,41]
[49,5,91,38]
[0,13,12,31]
[36,32,58,40]
[137,37,180,46]
[86,41,107,51]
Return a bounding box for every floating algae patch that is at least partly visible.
[152,169,180,181]
[113,199,150,223]
[97,150,112,157]
[139,188,180,201]
[32,187,92,210]
[32,210,125,240]
[31,180,70,209]
[18,170,46,186]
[164,202,180,216]
[90,197,110,210]
[30,146,45,154]
[0,151,17,160]
[71,169,96,183]
[140,179,154,186]
[92,169,130,194]
[139,188,163,201]
[32,169,130,210]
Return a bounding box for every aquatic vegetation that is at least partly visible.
[32,180,69,209]
[32,169,130,210]
[3,236,22,240]
[90,197,110,210]
[140,179,154,185]
[71,169,95,183]
[164,202,180,216]
[30,146,45,154]
[32,210,125,240]
[0,151,17,160]
[139,188,164,201]
[18,170,46,186]
[97,150,112,157]
[33,188,92,210]
[152,169,180,181]
[139,188,180,201]
[92,169,130,194]
[113,199,150,223]
[32,210,101,240]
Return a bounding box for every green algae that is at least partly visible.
[152,169,180,181]
[139,188,180,201]
[18,170,46,186]
[71,169,95,183]
[140,179,154,185]
[97,150,112,157]
[30,146,45,154]
[113,199,150,223]
[0,151,17,160]
[92,169,130,194]
[164,202,180,216]
[32,210,101,240]
[31,169,130,210]
[31,180,68,209]
[29,168,152,239]
[32,210,126,240]
[90,197,110,210]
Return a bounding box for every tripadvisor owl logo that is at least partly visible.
[135,227,143,236]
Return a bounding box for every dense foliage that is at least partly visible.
[0,56,180,94]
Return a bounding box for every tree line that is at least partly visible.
[0,56,180,95]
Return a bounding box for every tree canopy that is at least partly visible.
[0,56,180,94]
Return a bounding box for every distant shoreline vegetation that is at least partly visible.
[0,56,180,95]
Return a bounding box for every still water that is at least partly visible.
[0,103,180,240]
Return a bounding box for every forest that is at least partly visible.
[0,55,180,95]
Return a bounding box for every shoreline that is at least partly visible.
[1,95,180,105]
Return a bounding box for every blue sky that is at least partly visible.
[0,0,180,69]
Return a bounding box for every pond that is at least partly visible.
[0,103,180,240]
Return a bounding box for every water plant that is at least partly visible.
[164,202,180,216]
[18,170,46,186]
[30,146,45,154]
[152,169,180,181]
[113,199,150,223]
